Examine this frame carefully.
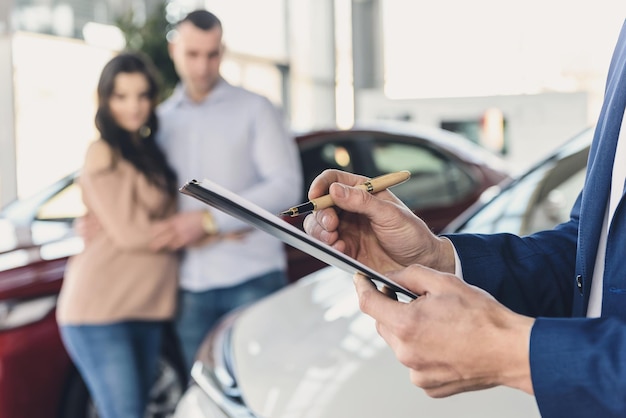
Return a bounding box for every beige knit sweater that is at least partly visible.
[57,140,178,324]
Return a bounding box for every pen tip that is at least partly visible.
[279,209,296,217]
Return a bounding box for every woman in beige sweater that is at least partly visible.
[57,52,179,418]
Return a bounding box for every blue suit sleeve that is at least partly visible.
[445,193,626,416]
[531,316,626,417]
[444,207,578,317]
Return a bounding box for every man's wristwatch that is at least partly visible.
[201,211,219,235]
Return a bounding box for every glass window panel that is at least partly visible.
[300,141,356,192]
[370,141,474,210]
[37,182,85,221]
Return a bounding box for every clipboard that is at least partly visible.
[179,179,418,300]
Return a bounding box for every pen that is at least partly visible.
[279,170,411,217]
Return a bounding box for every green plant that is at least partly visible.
[116,2,179,101]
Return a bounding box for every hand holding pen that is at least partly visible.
[280,170,411,217]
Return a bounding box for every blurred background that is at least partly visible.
[1,0,625,207]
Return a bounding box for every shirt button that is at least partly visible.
[576,275,583,294]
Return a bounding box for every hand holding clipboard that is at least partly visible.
[179,177,418,300]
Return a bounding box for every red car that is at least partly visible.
[0,122,509,418]
[287,121,510,279]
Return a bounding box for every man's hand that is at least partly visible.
[303,169,455,274]
[354,266,535,397]
[150,211,207,251]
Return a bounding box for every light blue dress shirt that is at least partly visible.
[157,78,303,291]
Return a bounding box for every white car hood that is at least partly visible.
[230,268,540,418]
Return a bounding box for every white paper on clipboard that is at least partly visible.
[179,178,417,300]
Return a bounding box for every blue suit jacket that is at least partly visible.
[447,20,626,417]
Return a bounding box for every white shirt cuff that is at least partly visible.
[452,241,464,281]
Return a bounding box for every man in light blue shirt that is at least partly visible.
[152,10,302,373]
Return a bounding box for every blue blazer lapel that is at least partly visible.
[574,22,626,315]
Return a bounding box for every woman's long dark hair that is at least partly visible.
[95,52,177,197]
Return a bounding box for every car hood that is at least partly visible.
[229,267,540,418]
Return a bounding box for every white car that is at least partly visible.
[173,127,592,418]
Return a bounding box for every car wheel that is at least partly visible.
[145,344,187,418]
[60,337,186,418]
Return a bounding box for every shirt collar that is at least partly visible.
[170,77,231,107]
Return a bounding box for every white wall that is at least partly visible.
[12,33,114,199]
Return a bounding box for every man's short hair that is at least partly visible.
[177,10,222,31]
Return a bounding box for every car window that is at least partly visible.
[299,141,358,192]
[522,157,587,234]
[371,141,475,210]
[455,147,588,235]
[36,182,86,221]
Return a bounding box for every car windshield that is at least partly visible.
[1,172,79,223]
[448,127,593,235]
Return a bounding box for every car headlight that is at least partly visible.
[0,295,57,330]
[191,308,256,417]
